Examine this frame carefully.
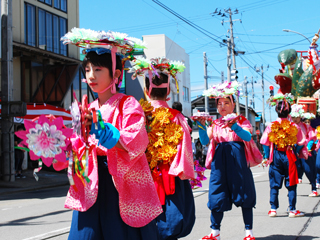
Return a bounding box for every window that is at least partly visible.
[59,18,67,56]
[39,0,52,6]
[46,12,53,52]
[183,86,189,102]
[25,3,36,47]
[54,0,67,12]
[38,8,67,56]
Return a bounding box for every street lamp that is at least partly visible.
[283,29,311,44]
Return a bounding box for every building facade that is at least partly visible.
[142,34,191,116]
[9,0,94,109]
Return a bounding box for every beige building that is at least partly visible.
[9,0,94,109]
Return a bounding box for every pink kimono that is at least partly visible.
[205,116,263,169]
[65,93,162,228]
[298,122,317,158]
[150,100,195,179]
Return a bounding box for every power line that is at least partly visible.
[151,0,227,46]
[244,36,313,54]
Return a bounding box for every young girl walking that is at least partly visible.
[129,57,196,240]
[61,28,162,240]
[261,95,306,218]
[197,82,262,240]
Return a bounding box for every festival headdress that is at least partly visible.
[267,93,295,113]
[61,28,146,94]
[302,112,316,120]
[290,104,305,118]
[202,81,239,104]
[128,56,185,98]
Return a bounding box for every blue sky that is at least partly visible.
[79,0,320,122]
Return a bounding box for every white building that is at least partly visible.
[142,34,191,116]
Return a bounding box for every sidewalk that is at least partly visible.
[0,169,69,196]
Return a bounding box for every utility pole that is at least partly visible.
[244,76,248,118]
[221,71,224,83]
[261,65,266,128]
[226,39,231,83]
[251,76,255,109]
[204,52,209,113]
[1,0,14,182]
[228,9,240,115]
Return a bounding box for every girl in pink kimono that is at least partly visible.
[261,97,305,219]
[291,106,318,197]
[198,82,262,240]
[129,57,195,240]
[61,29,162,240]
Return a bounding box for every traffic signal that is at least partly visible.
[269,85,274,96]
[231,69,238,80]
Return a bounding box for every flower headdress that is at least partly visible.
[302,112,316,120]
[128,56,185,98]
[267,93,295,113]
[203,81,239,99]
[61,28,146,94]
[290,104,305,118]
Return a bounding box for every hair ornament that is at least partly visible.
[290,104,305,118]
[202,81,240,98]
[61,28,146,94]
[129,56,185,97]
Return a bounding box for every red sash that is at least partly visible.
[152,163,176,205]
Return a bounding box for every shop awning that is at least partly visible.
[0,103,72,125]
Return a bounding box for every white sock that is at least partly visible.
[211,229,220,236]
[271,209,277,211]
[246,229,253,236]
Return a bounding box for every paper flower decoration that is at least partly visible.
[222,113,237,121]
[139,99,183,170]
[302,112,316,119]
[70,101,81,135]
[268,119,298,148]
[189,160,207,189]
[267,93,294,106]
[203,81,240,98]
[191,111,212,122]
[15,115,73,167]
[290,104,305,118]
[61,28,146,54]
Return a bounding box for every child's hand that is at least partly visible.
[198,118,206,126]
[83,108,92,128]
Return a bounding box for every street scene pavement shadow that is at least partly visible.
[256,235,318,240]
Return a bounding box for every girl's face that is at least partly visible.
[85,62,112,93]
[217,97,235,117]
[292,117,301,125]
[304,119,311,125]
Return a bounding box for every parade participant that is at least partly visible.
[197,82,262,240]
[61,28,163,240]
[290,104,309,184]
[129,57,195,240]
[300,112,318,196]
[261,94,306,218]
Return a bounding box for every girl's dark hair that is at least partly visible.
[216,95,235,104]
[82,51,123,91]
[276,100,291,118]
[145,73,169,99]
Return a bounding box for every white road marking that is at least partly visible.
[1,208,11,210]
[21,227,70,240]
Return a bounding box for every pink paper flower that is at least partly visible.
[222,113,237,121]
[15,115,73,167]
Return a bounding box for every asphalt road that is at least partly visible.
[1,166,320,240]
